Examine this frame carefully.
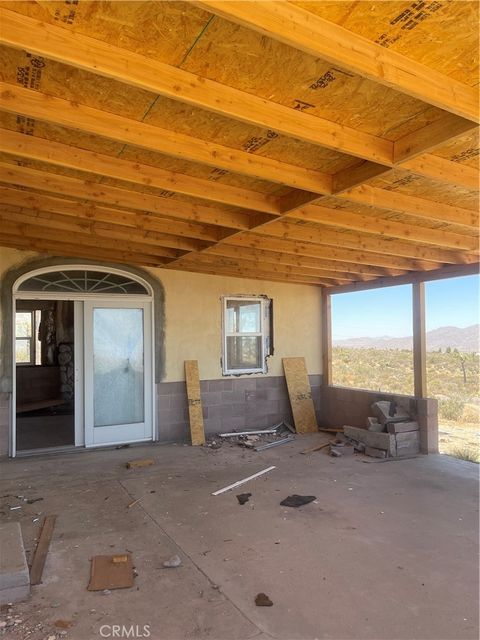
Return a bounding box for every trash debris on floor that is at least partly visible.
[255,593,273,607]
[212,466,276,496]
[163,554,182,568]
[280,495,316,508]
[126,458,155,469]
[87,554,134,591]
[236,493,251,505]
[208,421,295,451]
[300,441,331,454]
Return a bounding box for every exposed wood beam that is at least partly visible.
[169,251,353,282]
[394,114,478,163]
[0,187,232,243]
[252,220,469,263]
[168,261,331,286]
[0,9,393,164]
[332,162,391,194]
[0,162,252,230]
[195,1,479,123]
[326,262,480,295]
[1,86,474,207]
[0,233,174,268]
[400,154,479,191]
[227,234,442,272]
[0,218,186,260]
[412,281,427,399]
[0,128,282,214]
[288,204,477,251]
[0,208,210,252]
[0,83,332,194]
[337,184,479,229]
[207,244,399,277]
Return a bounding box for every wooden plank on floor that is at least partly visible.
[282,357,318,434]
[87,554,134,591]
[185,360,206,446]
[29,515,56,585]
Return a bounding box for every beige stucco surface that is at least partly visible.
[0,249,322,384]
[147,267,322,381]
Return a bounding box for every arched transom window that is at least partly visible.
[17,269,150,295]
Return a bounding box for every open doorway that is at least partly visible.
[15,300,75,451]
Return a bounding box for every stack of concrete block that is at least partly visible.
[0,523,30,604]
[344,401,420,458]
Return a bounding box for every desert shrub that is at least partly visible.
[438,397,465,421]
[451,446,480,464]
[462,403,480,425]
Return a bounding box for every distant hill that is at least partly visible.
[333,325,479,353]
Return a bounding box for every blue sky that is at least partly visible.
[332,274,480,339]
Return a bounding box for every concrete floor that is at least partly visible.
[0,437,478,640]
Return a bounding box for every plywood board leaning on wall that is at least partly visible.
[282,357,318,434]
[185,360,206,446]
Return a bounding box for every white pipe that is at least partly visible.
[211,466,276,496]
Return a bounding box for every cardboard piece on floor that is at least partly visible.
[87,554,134,591]
[185,360,205,446]
[282,358,318,433]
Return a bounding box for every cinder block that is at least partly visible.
[0,522,30,604]
[395,431,420,456]
[371,401,410,425]
[365,446,387,458]
[344,425,396,456]
[387,421,419,434]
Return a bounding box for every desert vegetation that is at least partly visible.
[332,347,480,462]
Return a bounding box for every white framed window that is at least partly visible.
[15,310,41,365]
[222,296,272,375]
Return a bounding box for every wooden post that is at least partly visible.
[412,282,427,398]
[321,289,332,386]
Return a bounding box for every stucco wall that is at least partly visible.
[144,266,322,382]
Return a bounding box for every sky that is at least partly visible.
[332,274,480,340]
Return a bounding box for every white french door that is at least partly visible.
[83,300,153,447]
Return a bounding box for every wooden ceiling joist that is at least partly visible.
[0,1,477,288]
[194,1,479,122]
[0,83,332,195]
[0,8,393,165]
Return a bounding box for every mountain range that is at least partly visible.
[333,325,479,353]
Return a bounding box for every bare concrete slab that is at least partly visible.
[0,441,478,639]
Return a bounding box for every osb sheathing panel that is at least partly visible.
[431,130,480,169]
[179,15,445,141]
[317,197,479,238]
[367,171,479,211]
[0,0,211,66]
[294,0,479,86]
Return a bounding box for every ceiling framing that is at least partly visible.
[0,0,478,287]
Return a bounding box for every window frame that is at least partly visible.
[15,310,35,366]
[221,296,270,375]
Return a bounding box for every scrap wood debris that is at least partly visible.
[125,458,154,469]
[207,421,296,450]
[87,554,134,591]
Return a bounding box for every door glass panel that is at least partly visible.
[93,308,144,427]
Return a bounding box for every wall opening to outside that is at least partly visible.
[425,274,480,462]
[331,284,414,396]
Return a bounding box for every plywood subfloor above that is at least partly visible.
[0,0,477,288]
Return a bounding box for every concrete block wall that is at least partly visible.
[157,374,322,442]
[321,385,438,454]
